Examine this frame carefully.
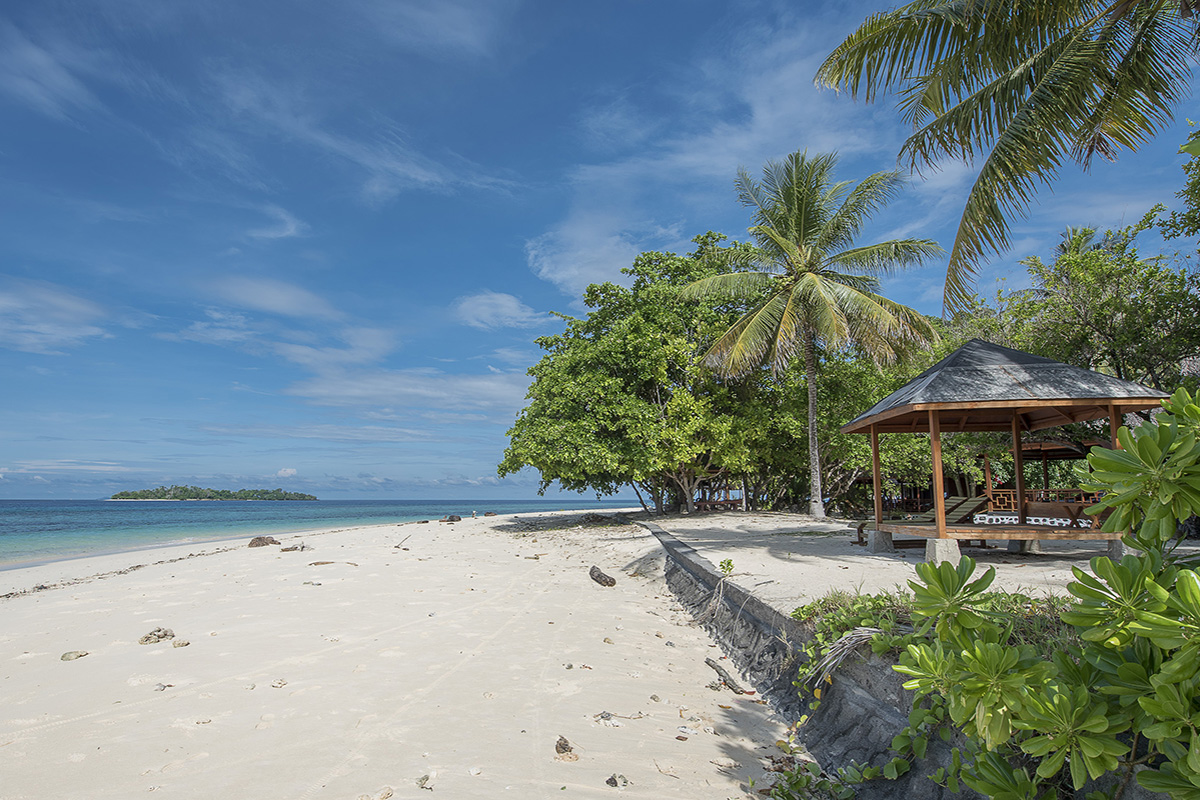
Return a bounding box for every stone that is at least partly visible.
[248,536,280,548]
[1006,540,1043,555]
[484,511,497,517]
[924,538,961,565]
[172,639,190,648]
[555,736,573,755]
[442,515,462,522]
[867,529,895,554]
[139,627,175,645]
[589,565,616,587]
[60,650,88,661]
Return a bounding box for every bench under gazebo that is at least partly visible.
[842,339,1167,563]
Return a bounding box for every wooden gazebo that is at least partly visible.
[842,340,1167,561]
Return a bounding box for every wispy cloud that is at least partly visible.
[211,276,341,319]
[453,290,548,330]
[287,368,530,414]
[211,70,507,203]
[357,0,520,60]
[247,204,306,240]
[0,277,109,354]
[0,21,101,121]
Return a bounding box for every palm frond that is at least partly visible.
[830,239,945,276]
[702,291,792,378]
[680,271,777,302]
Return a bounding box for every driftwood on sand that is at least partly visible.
[704,657,746,694]
[589,566,616,587]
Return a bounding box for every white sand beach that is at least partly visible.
[0,511,787,799]
[0,508,1161,799]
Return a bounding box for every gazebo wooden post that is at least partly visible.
[871,424,883,530]
[930,410,948,538]
[983,453,993,507]
[1012,414,1026,524]
[1042,453,1050,496]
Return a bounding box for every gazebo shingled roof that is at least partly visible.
[842,339,1166,434]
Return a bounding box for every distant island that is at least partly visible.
[110,485,318,501]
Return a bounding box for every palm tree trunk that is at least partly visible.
[803,329,826,518]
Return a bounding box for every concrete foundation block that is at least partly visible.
[867,529,895,554]
[1006,540,1043,555]
[925,538,961,565]
[1106,539,1141,560]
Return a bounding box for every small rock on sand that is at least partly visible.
[248,536,280,548]
[138,627,175,645]
[60,651,88,661]
[605,773,630,787]
[172,639,190,648]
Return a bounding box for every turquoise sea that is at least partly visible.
[0,498,634,570]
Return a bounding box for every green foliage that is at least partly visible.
[110,485,317,501]
[499,233,789,512]
[719,558,734,577]
[1003,217,1200,393]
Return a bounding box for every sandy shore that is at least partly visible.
[4,507,1182,799]
[0,511,786,799]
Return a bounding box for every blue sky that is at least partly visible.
[1,0,1196,500]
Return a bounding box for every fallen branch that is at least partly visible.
[704,657,746,694]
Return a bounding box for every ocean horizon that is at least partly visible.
[0,498,635,570]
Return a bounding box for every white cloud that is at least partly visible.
[212,276,341,320]
[0,277,109,354]
[276,467,297,477]
[0,21,101,121]
[247,205,306,240]
[358,0,520,59]
[271,326,396,370]
[202,422,435,443]
[211,71,507,203]
[287,368,530,414]
[453,291,547,330]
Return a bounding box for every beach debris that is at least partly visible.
[565,663,573,669]
[468,767,482,776]
[441,515,462,523]
[416,520,430,524]
[605,773,630,787]
[302,581,321,586]
[248,536,280,548]
[60,650,89,661]
[270,678,288,688]
[484,511,497,516]
[676,735,688,741]
[309,561,335,566]
[704,657,747,694]
[665,641,676,647]
[172,640,190,648]
[416,771,436,790]
[555,736,580,761]
[589,566,616,587]
[196,718,211,724]
[650,694,660,702]
[154,683,173,691]
[678,725,700,736]
[139,627,175,645]
[280,543,309,552]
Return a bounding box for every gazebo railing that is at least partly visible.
[988,489,1099,512]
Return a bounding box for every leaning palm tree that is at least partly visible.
[816,0,1196,313]
[684,150,942,517]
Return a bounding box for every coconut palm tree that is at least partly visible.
[816,0,1197,312]
[683,150,941,517]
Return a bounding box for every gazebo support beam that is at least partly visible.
[871,424,883,530]
[1012,414,1026,525]
[930,410,947,538]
